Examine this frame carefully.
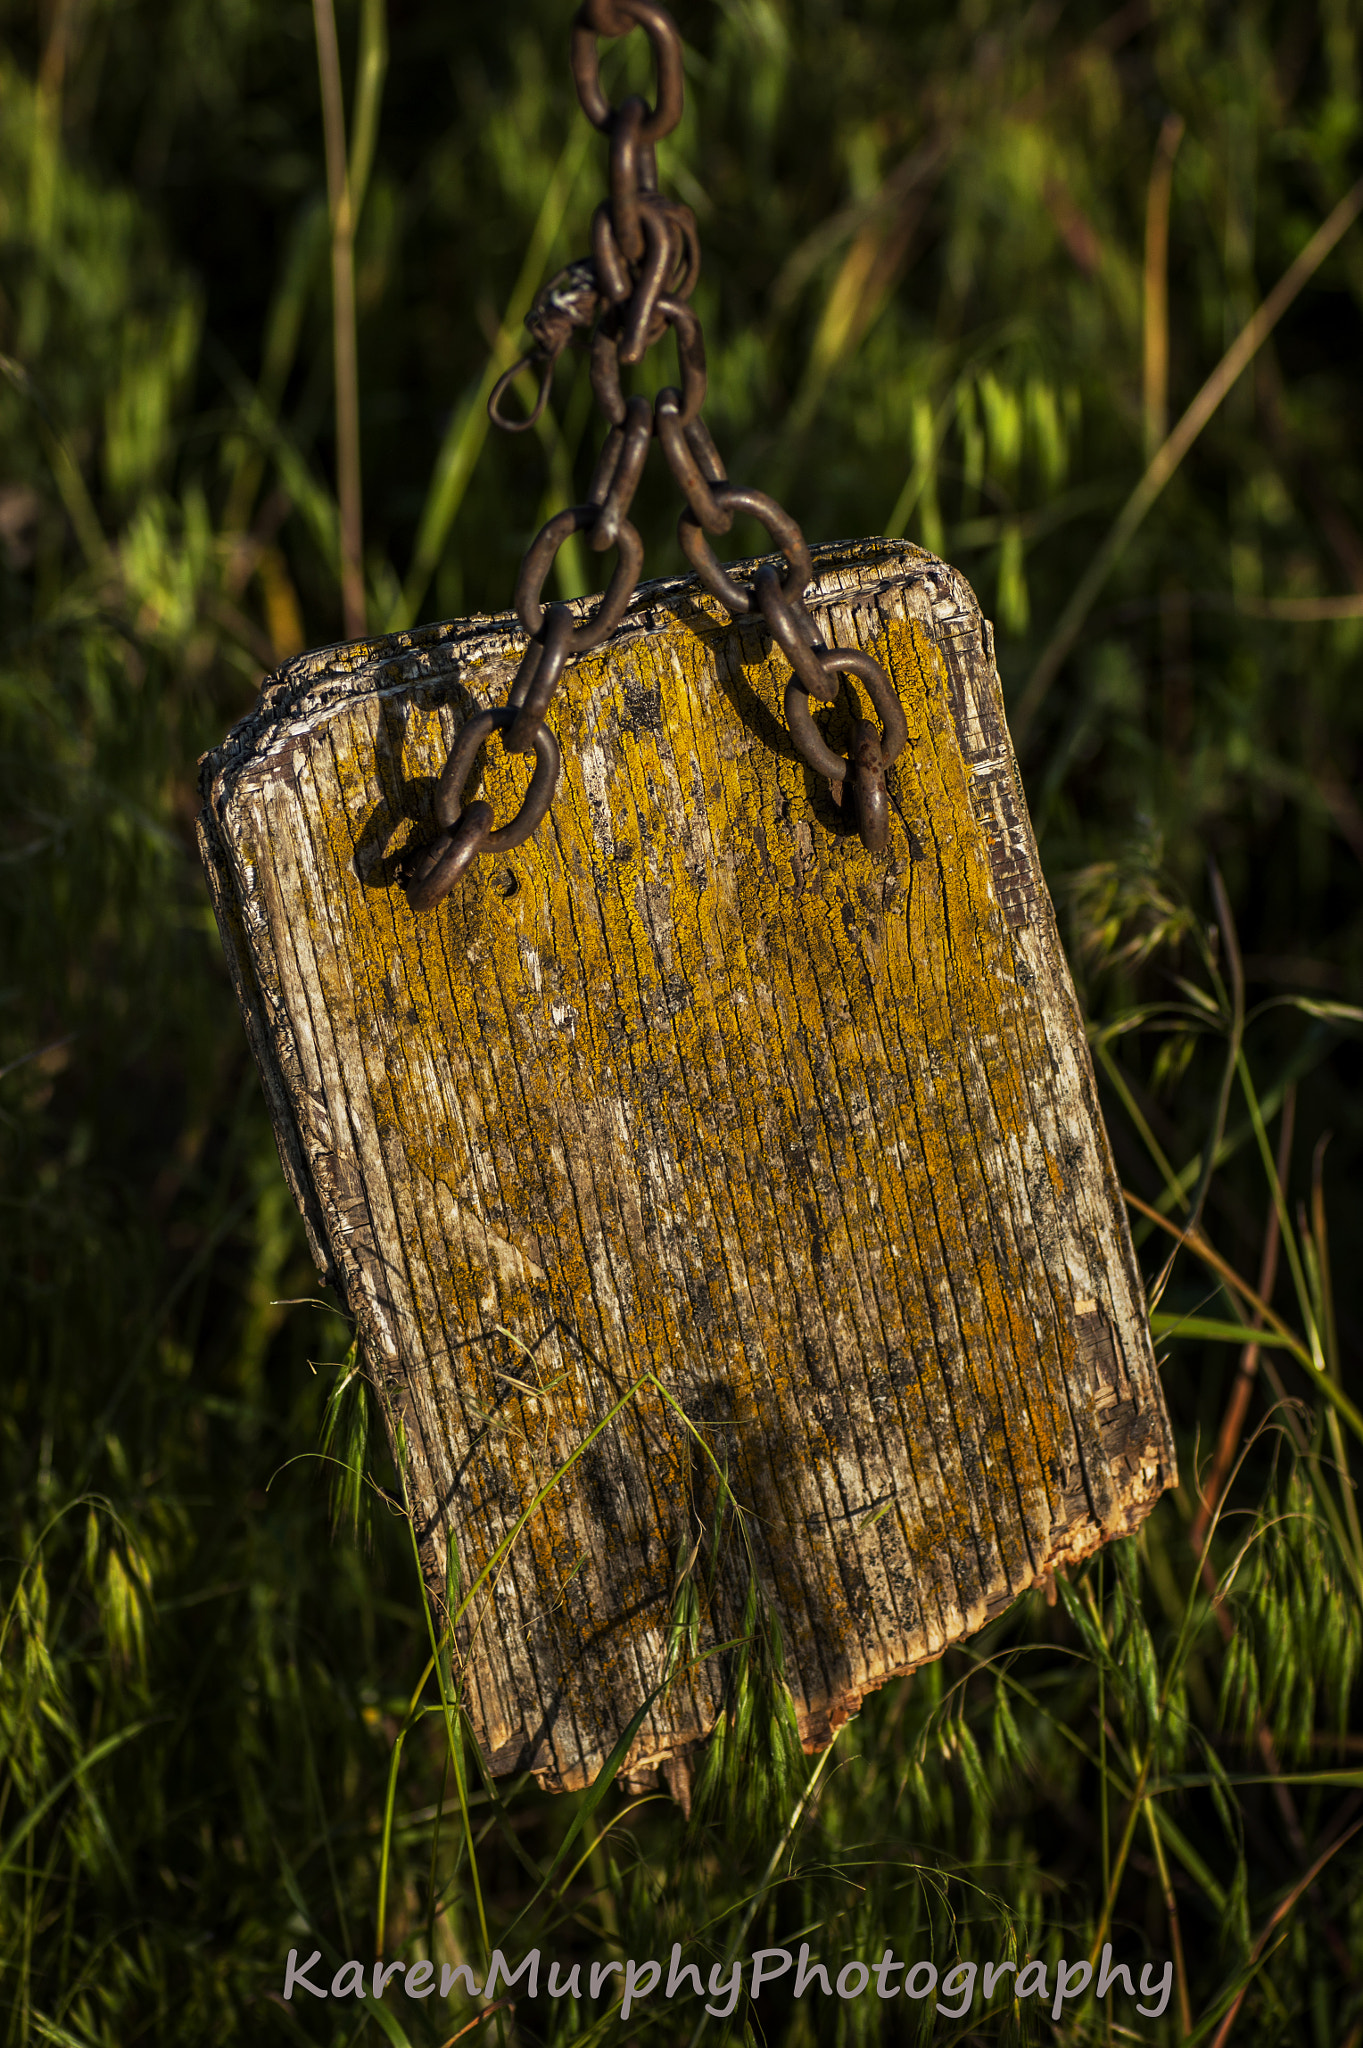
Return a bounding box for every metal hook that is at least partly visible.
[488,351,557,433]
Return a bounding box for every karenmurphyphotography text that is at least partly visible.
[282,1940,1174,2023]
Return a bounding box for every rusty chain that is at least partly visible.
[401,0,907,915]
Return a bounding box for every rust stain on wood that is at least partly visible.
[198,538,1175,1793]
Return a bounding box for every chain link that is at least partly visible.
[402,0,909,911]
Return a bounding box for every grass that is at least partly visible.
[2,0,1362,2041]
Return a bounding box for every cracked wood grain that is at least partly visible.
[197,537,1176,1794]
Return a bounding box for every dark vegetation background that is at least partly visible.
[2,0,1363,2041]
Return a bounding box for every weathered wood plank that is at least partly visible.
[198,537,1175,1793]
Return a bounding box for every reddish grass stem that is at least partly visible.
[312,0,366,642]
